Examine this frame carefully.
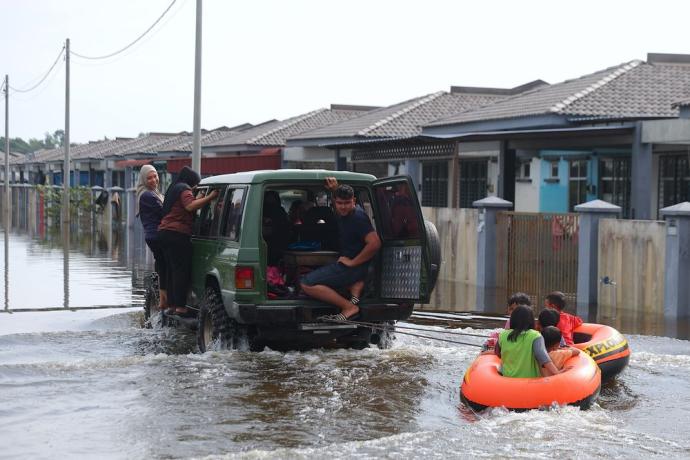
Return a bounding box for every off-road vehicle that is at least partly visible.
[148,170,441,351]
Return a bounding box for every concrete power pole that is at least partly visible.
[191,0,202,173]
[63,38,71,223]
[4,75,9,227]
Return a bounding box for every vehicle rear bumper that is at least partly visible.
[230,301,413,325]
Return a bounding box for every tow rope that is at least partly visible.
[321,317,485,348]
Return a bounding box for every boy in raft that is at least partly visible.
[537,308,566,347]
[482,292,532,351]
[494,305,562,378]
[544,291,583,346]
[542,326,580,370]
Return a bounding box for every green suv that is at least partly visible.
[187,169,440,351]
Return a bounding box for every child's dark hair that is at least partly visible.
[334,184,354,200]
[508,292,531,307]
[507,305,535,342]
[542,326,562,349]
[545,291,566,311]
[538,308,560,328]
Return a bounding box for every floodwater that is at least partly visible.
[1,223,690,459]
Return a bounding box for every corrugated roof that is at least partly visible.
[429,58,690,127]
[206,107,368,149]
[290,91,507,141]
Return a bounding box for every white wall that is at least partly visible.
[514,157,541,212]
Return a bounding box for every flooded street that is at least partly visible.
[1,228,690,459]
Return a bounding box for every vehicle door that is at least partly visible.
[191,184,228,295]
[371,175,431,303]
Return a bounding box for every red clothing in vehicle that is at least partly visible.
[557,311,583,345]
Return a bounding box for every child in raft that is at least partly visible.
[494,305,562,378]
[482,292,532,351]
[537,308,566,347]
[544,291,583,346]
[541,326,580,370]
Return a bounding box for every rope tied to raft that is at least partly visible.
[321,317,486,348]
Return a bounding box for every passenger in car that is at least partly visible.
[300,178,381,321]
[158,166,219,317]
[262,191,290,265]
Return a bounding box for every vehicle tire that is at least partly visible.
[197,286,233,352]
[143,272,160,328]
[424,220,441,292]
[376,321,396,350]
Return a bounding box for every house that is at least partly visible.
[286,82,546,204]
[420,53,690,218]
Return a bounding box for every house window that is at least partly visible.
[550,160,559,178]
[459,159,488,208]
[658,155,690,214]
[599,158,631,218]
[568,159,588,211]
[421,161,448,207]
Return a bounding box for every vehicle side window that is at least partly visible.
[196,186,226,237]
[222,188,245,241]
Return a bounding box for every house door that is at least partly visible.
[459,159,487,208]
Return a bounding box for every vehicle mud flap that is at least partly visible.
[424,220,441,292]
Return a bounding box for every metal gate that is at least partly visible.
[496,212,579,307]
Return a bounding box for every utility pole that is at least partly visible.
[191,0,202,173]
[4,75,9,228]
[63,38,70,223]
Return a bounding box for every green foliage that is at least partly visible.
[37,185,97,223]
[0,129,65,154]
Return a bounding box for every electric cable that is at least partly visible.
[71,0,177,61]
[8,46,65,93]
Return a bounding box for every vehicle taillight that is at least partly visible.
[235,267,254,289]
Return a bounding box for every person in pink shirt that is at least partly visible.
[544,291,583,346]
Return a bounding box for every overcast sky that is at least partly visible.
[1,0,688,143]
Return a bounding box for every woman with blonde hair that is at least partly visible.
[136,164,167,311]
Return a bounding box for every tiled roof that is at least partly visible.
[206,107,368,148]
[290,91,507,141]
[429,58,690,126]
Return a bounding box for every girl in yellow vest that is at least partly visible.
[495,305,562,378]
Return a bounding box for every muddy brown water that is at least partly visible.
[1,226,689,459]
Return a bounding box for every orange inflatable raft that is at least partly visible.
[573,323,630,381]
[460,352,601,411]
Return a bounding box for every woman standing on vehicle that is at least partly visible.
[158,166,218,316]
[136,164,167,311]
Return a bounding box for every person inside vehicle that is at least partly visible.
[158,166,218,317]
[262,191,290,265]
[136,164,167,311]
[300,177,381,321]
[494,305,561,378]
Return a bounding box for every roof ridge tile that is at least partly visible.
[357,91,445,136]
[247,108,327,144]
[550,60,643,113]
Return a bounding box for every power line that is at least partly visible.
[71,0,177,60]
[8,46,65,93]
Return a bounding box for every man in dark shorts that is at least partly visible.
[300,177,381,321]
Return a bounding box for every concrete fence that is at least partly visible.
[598,219,666,319]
